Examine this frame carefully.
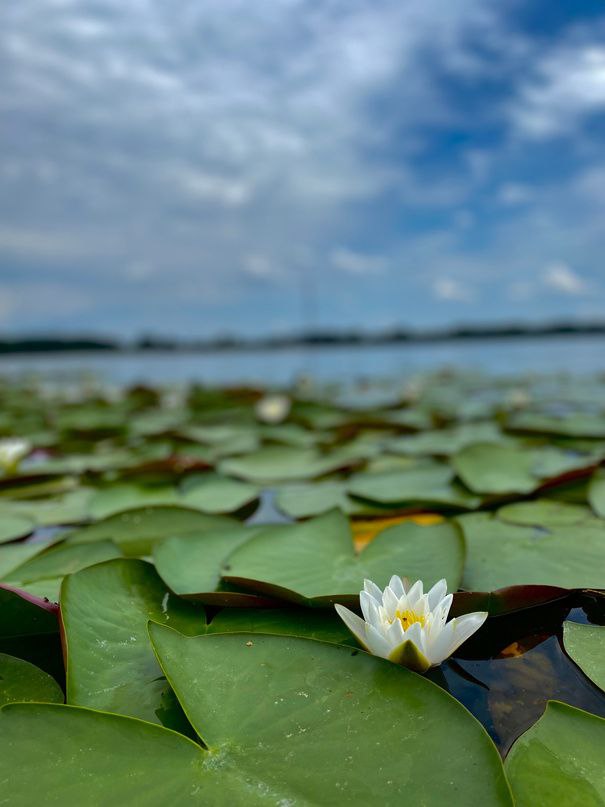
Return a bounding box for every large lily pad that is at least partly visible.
[275,480,387,518]
[588,468,605,518]
[207,607,354,644]
[0,513,35,544]
[348,462,480,509]
[458,511,605,590]
[224,509,464,604]
[64,506,235,556]
[0,586,58,640]
[61,559,205,726]
[3,540,123,590]
[180,473,260,514]
[505,701,605,805]
[563,621,605,692]
[219,445,358,483]
[153,526,278,606]
[453,442,598,495]
[147,627,512,805]
[389,421,508,457]
[0,653,63,707]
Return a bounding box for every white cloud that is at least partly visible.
[330,248,387,276]
[497,183,534,206]
[542,263,588,295]
[432,278,474,303]
[511,42,605,138]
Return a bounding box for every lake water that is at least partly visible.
[1,334,605,385]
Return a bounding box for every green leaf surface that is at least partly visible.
[180,473,260,514]
[219,445,357,483]
[3,540,123,587]
[0,586,58,639]
[563,621,605,692]
[0,653,63,707]
[459,511,605,590]
[153,526,274,605]
[275,480,386,518]
[224,510,464,604]
[62,559,206,726]
[589,468,605,518]
[348,462,480,509]
[505,702,605,806]
[453,442,597,495]
[64,505,236,556]
[207,607,354,644]
[0,513,35,544]
[150,627,512,805]
[0,703,206,806]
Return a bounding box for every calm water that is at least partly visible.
[2,334,605,385]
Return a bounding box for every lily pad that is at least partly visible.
[588,468,605,518]
[497,499,593,527]
[505,701,605,805]
[64,506,236,556]
[61,559,206,726]
[3,540,123,589]
[180,473,260,514]
[207,607,354,644]
[224,509,464,605]
[0,586,58,639]
[88,484,179,520]
[0,653,63,706]
[389,421,507,457]
[275,481,387,518]
[563,621,605,692]
[153,525,278,606]
[149,627,513,805]
[458,511,605,590]
[347,462,480,509]
[453,442,598,496]
[0,513,35,544]
[219,445,358,483]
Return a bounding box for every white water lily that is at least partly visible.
[335,576,487,673]
[255,394,291,424]
[0,437,31,475]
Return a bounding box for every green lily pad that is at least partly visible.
[3,540,123,589]
[149,627,512,805]
[180,473,260,514]
[64,506,235,556]
[4,488,94,526]
[62,558,206,727]
[0,653,63,706]
[275,481,387,518]
[0,586,58,639]
[563,621,605,692]
[88,484,179,520]
[505,701,605,806]
[224,509,464,604]
[389,421,507,457]
[207,607,354,644]
[453,442,597,496]
[497,499,593,527]
[458,511,605,590]
[153,526,277,605]
[0,513,35,544]
[0,662,511,807]
[347,462,480,509]
[0,539,57,579]
[588,468,605,518]
[506,410,605,438]
[219,445,358,483]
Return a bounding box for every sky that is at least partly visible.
[1,0,605,338]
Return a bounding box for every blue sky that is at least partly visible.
[1,0,605,337]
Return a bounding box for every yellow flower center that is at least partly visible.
[393,609,426,630]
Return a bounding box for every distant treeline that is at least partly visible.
[2,321,605,354]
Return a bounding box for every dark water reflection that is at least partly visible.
[436,599,605,755]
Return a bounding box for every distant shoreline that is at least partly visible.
[2,322,605,355]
